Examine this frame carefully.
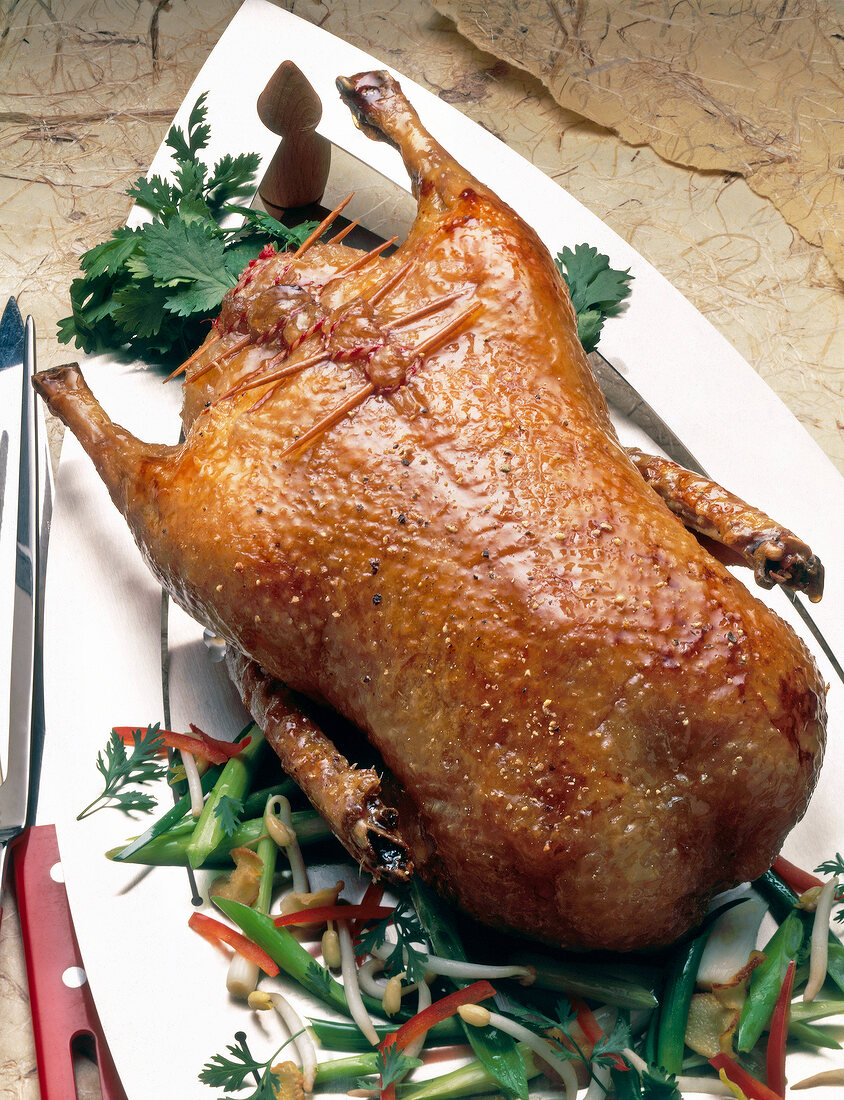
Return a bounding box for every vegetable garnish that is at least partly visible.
[58,93,318,362]
[709,1052,783,1100]
[357,895,429,984]
[199,1031,298,1100]
[378,981,497,1100]
[766,958,796,1098]
[555,243,633,353]
[77,723,167,819]
[188,911,279,978]
[273,902,394,928]
[804,875,840,1002]
[248,989,317,1091]
[112,724,251,766]
[773,856,824,896]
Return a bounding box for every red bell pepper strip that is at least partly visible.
[188,911,279,977]
[272,903,395,928]
[379,980,497,1100]
[765,958,796,1098]
[350,881,385,939]
[772,855,823,895]
[113,725,250,766]
[569,996,626,1071]
[709,1053,783,1100]
[188,723,252,760]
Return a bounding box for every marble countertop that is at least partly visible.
[1,0,843,1095]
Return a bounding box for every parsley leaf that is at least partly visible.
[214,794,243,837]
[356,895,429,983]
[78,724,167,819]
[199,1033,284,1100]
[57,93,317,364]
[555,243,633,352]
[356,1046,423,1091]
[814,854,844,922]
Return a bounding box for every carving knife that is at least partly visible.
[588,348,844,687]
[0,297,38,905]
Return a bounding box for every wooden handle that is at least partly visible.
[257,60,331,210]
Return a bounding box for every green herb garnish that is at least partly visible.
[555,243,633,352]
[356,894,429,982]
[199,1032,293,1099]
[58,93,317,363]
[357,1046,424,1091]
[213,793,244,838]
[77,724,167,819]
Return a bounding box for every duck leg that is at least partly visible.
[227,649,413,884]
[628,449,824,600]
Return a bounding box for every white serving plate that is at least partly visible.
[36,2,844,1096]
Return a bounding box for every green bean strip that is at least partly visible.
[105,810,331,866]
[307,1016,463,1052]
[186,729,267,868]
[735,909,805,1052]
[656,928,711,1075]
[755,868,844,997]
[397,1045,542,1100]
[411,877,530,1100]
[788,1020,842,1049]
[214,898,400,1021]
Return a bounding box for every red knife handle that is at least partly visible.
[13,824,127,1100]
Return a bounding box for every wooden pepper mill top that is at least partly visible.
[257,60,331,210]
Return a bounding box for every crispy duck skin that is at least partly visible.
[34,71,826,951]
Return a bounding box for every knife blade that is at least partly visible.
[588,348,844,687]
[0,299,39,909]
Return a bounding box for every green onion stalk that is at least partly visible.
[105,810,331,867]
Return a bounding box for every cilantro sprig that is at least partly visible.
[213,793,244,837]
[814,853,844,922]
[77,723,168,819]
[58,93,317,363]
[555,243,633,352]
[199,1032,295,1099]
[357,1046,423,1092]
[356,894,429,982]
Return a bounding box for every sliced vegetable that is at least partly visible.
[273,902,394,928]
[697,894,767,989]
[395,1044,542,1100]
[804,876,839,1002]
[766,958,795,1097]
[379,981,497,1100]
[657,926,713,1074]
[411,877,530,1100]
[110,762,223,861]
[772,856,824,896]
[381,980,497,1056]
[517,951,659,1010]
[186,727,266,868]
[188,911,279,977]
[307,1016,463,1052]
[113,724,251,766]
[736,910,806,1052]
[710,1052,783,1100]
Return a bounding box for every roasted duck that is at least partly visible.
[35,71,826,952]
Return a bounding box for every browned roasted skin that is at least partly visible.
[34,71,826,951]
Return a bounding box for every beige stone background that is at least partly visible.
[1,0,843,1095]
